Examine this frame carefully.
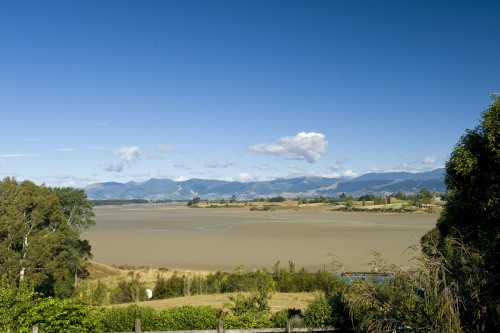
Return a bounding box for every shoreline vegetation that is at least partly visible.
[92,189,445,214]
[83,261,317,312]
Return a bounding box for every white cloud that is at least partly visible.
[422,155,439,164]
[0,153,34,158]
[399,163,410,170]
[369,166,384,173]
[235,172,254,182]
[146,154,162,160]
[329,159,347,172]
[157,144,176,153]
[248,132,328,163]
[111,146,142,163]
[342,169,358,178]
[157,144,189,153]
[54,148,76,152]
[171,175,188,182]
[104,163,124,172]
[204,160,236,168]
[174,163,191,170]
[102,146,142,173]
[321,169,358,179]
[29,174,100,188]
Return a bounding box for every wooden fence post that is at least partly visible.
[32,325,38,333]
[135,318,142,333]
[285,320,291,333]
[217,319,224,333]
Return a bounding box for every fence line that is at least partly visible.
[31,319,358,333]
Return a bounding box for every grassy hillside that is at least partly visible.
[82,262,315,313]
[85,261,210,289]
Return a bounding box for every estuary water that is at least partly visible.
[83,204,437,272]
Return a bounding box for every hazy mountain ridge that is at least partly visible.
[84,169,445,200]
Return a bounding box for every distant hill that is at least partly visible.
[84,168,445,200]
[353,168,445,182]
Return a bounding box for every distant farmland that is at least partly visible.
[83,204,438,272]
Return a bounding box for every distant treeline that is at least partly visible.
[91,199,150,206]
[91,199,184,206]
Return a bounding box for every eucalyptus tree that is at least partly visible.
[0,178,94,298]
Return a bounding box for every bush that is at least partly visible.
[304,294,333,327]
[343,251,461,332]
[270,309,289,328]
[100,305,157,332]
[221,268,275,293]
[153,272,184,299]
[111,272,148,303]
[155,306,221,330]
[1,281,102,333]
[0,280,38,332]
[100,305,221,332]
[73,279,109,306]
[18,298,103,333]
[270,308,304,328]
[205,271,226,293]
[223,312,272,329]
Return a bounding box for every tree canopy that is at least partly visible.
[0,178,94,298]
[421,95,500,331]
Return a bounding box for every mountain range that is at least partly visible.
[84,169,446,200]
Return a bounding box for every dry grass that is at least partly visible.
[111,292,317,313]
[85,261,210,290]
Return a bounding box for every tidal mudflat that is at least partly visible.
[83,204,438,272]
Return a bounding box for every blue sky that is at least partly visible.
[0,0,499,187]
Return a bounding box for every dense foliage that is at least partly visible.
[0,179,94,298]
[100,304,221,332]
[0,279,102,333]
[342,250,461,332]
[421,96,500,331]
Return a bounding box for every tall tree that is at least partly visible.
[50,187,95,232]
[421,95,500,331]
[0,178,94,298]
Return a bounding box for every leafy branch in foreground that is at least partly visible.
[342,248,462,333]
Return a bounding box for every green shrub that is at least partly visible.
[153,272,183,299]
[100,305,221,332]
[100,305,156,332]
[155,306,221,330]
[270,309,289,328]
[0,280,38,332]
[18,298,102,333]
[304,294,333,327]
[73,279,109,306]
[205,271,226,293]
[1,281,102,333]
[111,272,148,303]
[223,312,272,329]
